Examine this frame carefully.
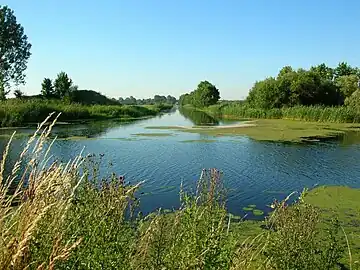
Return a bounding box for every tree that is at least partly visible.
[41,78,54,97]
[0,5,32,100]
[334,62,356,79]
[247,77,284,109]
[166,95,177,104]
[192,81,220,107]
[54,72,73,98]
[310,63,334,81]
[336,74,359,99]
[154,95,167,104]
[70,85,78,92]
[14,89,24,98]
[345,89,360,108]
[277,66,294,78]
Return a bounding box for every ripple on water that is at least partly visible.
[2,110,360,217]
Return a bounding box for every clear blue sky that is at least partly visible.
[7,0,360,100]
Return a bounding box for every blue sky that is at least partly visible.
[6,0,360,100]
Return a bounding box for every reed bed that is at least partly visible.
[207,103,360,123]
[0,99,172,127]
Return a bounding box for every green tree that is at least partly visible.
[345,89,360,108]
[192,81,220,107]
[290,71,322,105]
[310,63,334,81]
[54,72,73,98]
[0,5,32,100]
[154,95,167,104]
[247,77,283,109]
[277,66,294,78]
[334,62,356,79]
[336,74,359,99]
[166,95,177,104]
[13,89,24,98]
[41,78,54,97]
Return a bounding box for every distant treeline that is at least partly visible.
[118,95,177,105]
[13,72,177,106]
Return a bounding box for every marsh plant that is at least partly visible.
[0,114,354,269]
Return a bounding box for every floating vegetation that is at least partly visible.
[242,207,253,211]
[248,204,256,208]
[252,209,264,216]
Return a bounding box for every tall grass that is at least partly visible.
[0,114,353,269]
[0,99,172,127]
[206,103,360,123]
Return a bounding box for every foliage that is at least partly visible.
[205,103,360,123]
[243,62,360,110]
[0,99,172,127]
[179,81,220,107]
[72,89,119,105]
[0,5,32,100]
[118,95,177,105]
[336,74,360,99]
[13,89,24,99]
[41,78,55,98]
[265,193,344,269]
[54,71,73,98]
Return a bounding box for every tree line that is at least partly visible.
[118,95,177,105]
[247,62,360,109]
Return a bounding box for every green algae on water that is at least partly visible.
[252,209,264,216]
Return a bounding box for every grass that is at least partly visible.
[0,113,358,269]
[0,99,173,127]
[205,103,360,123]
[146,119,360,143]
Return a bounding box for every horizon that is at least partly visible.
[6,0,360,100]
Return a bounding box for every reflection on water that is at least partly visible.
[178,106,219,126]
[1,109,360,220]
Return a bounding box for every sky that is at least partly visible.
[5,0,360,100]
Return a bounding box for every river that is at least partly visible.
[1,108,360,219]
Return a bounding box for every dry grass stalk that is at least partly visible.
[0,113,84,269]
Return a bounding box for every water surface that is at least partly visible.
[1,109,360,219]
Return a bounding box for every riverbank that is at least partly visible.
[0,99,173,127]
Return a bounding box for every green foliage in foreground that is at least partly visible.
[28,164,353,269]
[0,99,172,127]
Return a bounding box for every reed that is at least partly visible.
[206,103,360,123]
[0,99,172,127]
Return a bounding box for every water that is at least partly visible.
[1,108,360,219]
